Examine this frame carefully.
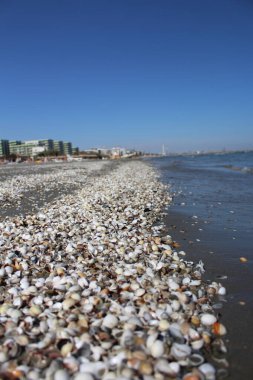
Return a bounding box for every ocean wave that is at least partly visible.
[223,165,253,174]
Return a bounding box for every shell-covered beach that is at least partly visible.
[0,160,227,380]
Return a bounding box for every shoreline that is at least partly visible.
[0,160,228,379]
[162,195,253,380]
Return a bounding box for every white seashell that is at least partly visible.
[191,338,204,350]
[13,297,23,308]
[78,277,88,288]
[200,313,217,326]
[199,363,216,379]
[135,288,145,297]
[63,298,76,310]
[146,332,158,350]
[169,323,183,339]
[102,314,118,329]
[5,266,13,275]
[35,279,45,288]
[74,373,94,380]
[54,369,70,380]
[37,213,46,220]
[0,268,6,277]
[87,243,95,254]
[79,362,106,377]
[150,340,165,358]
[23,285,37,294]
[6,308,22,319]
[29,305,42,316]
[218,286,226,295]
[91,346,104,361]
[171,300,181,311]
[66,243,74,253]
[168,279,180,290]
[0,351,9,363]
[61,342,73,356]
[182,277,191,285]
[155,359,179,375]
[171,343,191,360]
[159,319,170,331]
[82,303,93,313]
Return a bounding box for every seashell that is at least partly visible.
[15,335,29,346]
[0,351,9,363]
[29,305,42,317]
[120,330,134,348]
[169,323,183,339]
[74,373,94,380]
[171,300,181,311]
[191,339,204,350]
[150,340,165,358]
[155,359,180,375]
[79,362,107,377]
[168,279,180,291]
[82,303,93,313]
[102,314,118,329]
[212,322,227,336]
[63,298,76,310]
[200,313,217,326]
[139,361,153,375]
[199,363,216,380]
[183,373,201,380]
[6,308,22,319]
[102,372,117,380]
[188,353,204,366]
[191,316,200,326]
[218,287,226,295]
[171,343,191,360]
[63,357,79,372]
[91,346,104,361]
[146,332,158,350]
[61,342,73,356]
[135,288,145,297]
[54,369,70,380]
[159,319,170,331]
[5,266,14,275]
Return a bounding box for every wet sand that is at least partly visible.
[164,208,253,380]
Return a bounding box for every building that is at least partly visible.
[2,138,77,158]
[53,140,64,155]
[63,142,72,155]
[72,147,79,155]
[9,140,21,154]
[39,139,54,152]
[9,141,38,157]
[0,139,10,157]
[32,146,46,156]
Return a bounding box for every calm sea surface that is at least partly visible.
[148,151,253,379]
[149,151,253,233]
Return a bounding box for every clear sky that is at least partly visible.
[0,0,253,153]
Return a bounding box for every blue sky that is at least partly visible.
[0,0,253,153]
